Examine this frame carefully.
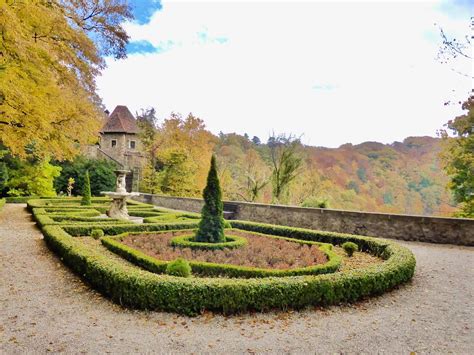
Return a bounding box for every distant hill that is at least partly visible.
[215,134,457,217]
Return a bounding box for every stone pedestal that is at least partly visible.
[101,170,138,220]
[105,193,136,219]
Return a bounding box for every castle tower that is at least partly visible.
[99,105,144,191]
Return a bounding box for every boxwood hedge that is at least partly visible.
[41,224,415,315]
[170,233,248,250]
[62,221,199,236]
[31,198,416,315]
[101,229,341,278]
[6,196,40,203]
[230,220,391,257]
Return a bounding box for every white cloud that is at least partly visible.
[97,0,472,147]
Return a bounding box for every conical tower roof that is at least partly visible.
[101,105,138,134]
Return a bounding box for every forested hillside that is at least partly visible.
[214,134,456,216]
[135,111,456,217]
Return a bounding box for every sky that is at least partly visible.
[96,0,472,148]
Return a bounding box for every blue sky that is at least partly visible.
[98,0,472,147]
[129,0,162,25]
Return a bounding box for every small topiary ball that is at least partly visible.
[342,242,358,257]
[91,229,104,240]
[166,258,192,277]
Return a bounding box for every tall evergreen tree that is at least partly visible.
[196,155,226,243]
[81,171,92,206]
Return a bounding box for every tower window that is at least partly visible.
[129,140,136,149]
[111,139,117,147]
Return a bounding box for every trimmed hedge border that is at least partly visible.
[143,212,200,223]
[230,220,390,257]
[6,196,40,203]
[28,199,198,235]
[31,198,416,315]
[170,233,248,250]
[101,229,341,278]
[41,224,415,315]
[62,221,199,236]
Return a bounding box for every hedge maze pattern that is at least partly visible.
[27,197,416,315]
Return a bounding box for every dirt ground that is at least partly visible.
[1,204,473,354]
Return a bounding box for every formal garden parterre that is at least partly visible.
[26,196,416,316]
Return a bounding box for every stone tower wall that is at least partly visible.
[99,133,143,169]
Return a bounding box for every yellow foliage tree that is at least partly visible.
[157,113,216,196]
[0,0,132,159]
[139,112,217,197]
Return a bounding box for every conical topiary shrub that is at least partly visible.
[195,155,226,243]
[81,171,92,206]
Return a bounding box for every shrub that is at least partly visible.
[342,242,358,257]
[301,197,329,209]
[170,234,247,250]
[54,156,117,196]
[4,158,60,197]
[0,198,5,210]
[196,155,225,243]
[81,171,92,206]
[165,258,192,277]
[91,229,105,239]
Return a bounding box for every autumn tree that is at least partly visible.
[292,163,333,208]
[136,108,161,194]
[155,113,217,196]
[213,143,243,200]
[436,19,473,217]
[435,19,472,80]
[268,134,303,203]
[4,158,61,197]
[441,96,474,217]
[0,146,61,197]
[0,0,132,159]
[136,112,216,196]
[240,149,269,202]
[137,107,159,150]
[159,149,199,196]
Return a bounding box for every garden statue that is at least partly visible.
[116,170,127,193]
[101,170,138,219]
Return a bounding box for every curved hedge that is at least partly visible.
[41,224,415,315]
[143,212,200,223]
[170,233,248,250]
[230,220,391,257]
[101,230,340,278]
[31,198,416,315]
[61,220,199,236]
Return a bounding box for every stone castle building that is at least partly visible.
[86,105,145,191]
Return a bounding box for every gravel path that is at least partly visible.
[1,204,473,354]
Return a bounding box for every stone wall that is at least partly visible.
[136,194,204,213]
[133,193,474,246]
